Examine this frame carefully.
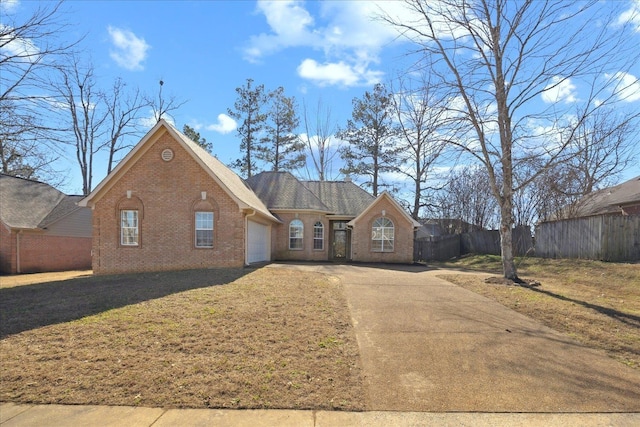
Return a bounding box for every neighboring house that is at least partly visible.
[80,120,419,275]
[0,174,92,274]
[568,176,640,218]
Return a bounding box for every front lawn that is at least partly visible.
[435,255,640,369]
[0,267,365,410]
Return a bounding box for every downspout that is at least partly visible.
[244,209,256,266]
[16,230,22,274]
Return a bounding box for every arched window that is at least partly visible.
[313,221,324,250]
[289,219,304,250]
[372,217,394,252]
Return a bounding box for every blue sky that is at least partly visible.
[5,0,421,193]
[2,0,640,196]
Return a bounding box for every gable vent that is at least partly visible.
[161,148,174,162]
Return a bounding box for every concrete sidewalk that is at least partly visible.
[2,403,640,426]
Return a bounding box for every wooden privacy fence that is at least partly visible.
[535,215,640,262]
[414,226,533,262]
[414,234,461,262]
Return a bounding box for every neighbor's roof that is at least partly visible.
[0,174,82,229]
[246,171,330,212]
[572,176,640,217]
[80,120,278,223]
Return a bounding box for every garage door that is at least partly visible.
[247,220,270,263]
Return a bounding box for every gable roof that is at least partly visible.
[0,174,82,230]
[571,176,640,217]
[348,191,421,228]
[79,120,278,223]
[246,171,330,212]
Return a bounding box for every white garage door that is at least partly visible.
[247,220,270,263]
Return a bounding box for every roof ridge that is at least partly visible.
[0,173,51,187]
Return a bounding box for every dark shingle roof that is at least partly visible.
[246,172,375,216]
[302,181,374,216]
[0,174,81,229]
[246,172,330,211]
[572,176,640,217]
[39,195,85,227]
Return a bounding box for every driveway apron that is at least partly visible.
[280,264,640,412]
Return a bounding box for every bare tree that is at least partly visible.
[0,0,79,181]
[301,98,339,181]
[53,58,106,195]
[146,79,186,124]
[103,78,149,174]
[391,72,448,219]
[383,0,640,279]
[0,99,59,181]
[561,107,639,197]
[516,108,639,223]
[437,166,499,231]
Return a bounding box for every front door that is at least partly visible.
[333,229,347,259]
[331,221,350,260]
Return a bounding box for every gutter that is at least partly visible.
[16,230,22,274]
[244,209,257,266]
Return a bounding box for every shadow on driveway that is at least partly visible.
[0,268,252,339]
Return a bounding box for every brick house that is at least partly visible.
[0,174,92,274]
[80,120,419,275]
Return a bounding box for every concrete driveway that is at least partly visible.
[271,263,640,412]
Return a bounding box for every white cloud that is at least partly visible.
[139,110,173,128]
[608,71,640,102]
[618,0,640,33]
[297,58,383,87]
[0,0,19,14]
[245,0,410,87]
[0,23,40,61]
[541,76,577,104]
[107,26,150,71]
[206,114,237,134]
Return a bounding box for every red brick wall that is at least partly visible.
[17,233,91,273]
[350,197,415,264]
[92,130,246,275]
[0,225,91,274]
[271,212,329,261]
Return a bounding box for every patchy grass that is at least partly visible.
[0,267,365,410]
[435,255,640,369]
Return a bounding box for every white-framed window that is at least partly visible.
[372,217,394,252]
[289,219,303,250]
[195,212,214,248]
[313,221,324,250]
[121,210,139,246]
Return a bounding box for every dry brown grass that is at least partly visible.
[0,267,365,410]
[435,255,640,369]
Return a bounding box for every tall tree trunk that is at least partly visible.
[499,197,517,280]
